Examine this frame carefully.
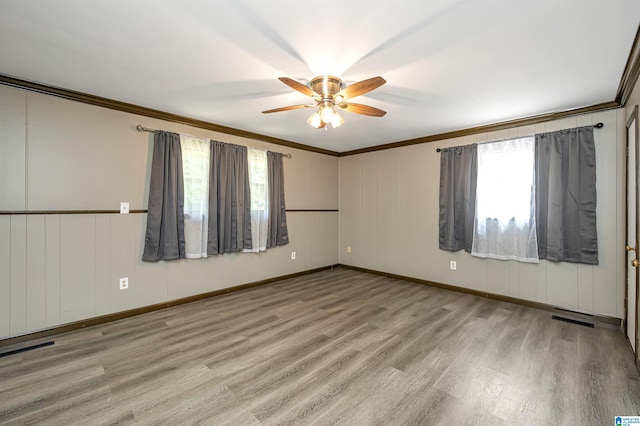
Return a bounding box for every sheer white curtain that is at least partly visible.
[244,148,269,252]
[471,136,538,263]
[180,135,210,258]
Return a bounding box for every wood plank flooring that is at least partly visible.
[1,267,639,425]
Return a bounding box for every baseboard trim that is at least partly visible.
[0,264,340,348]
[338,263,622,329]
[3,263,622,348]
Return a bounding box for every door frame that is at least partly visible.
[626,104,640,358]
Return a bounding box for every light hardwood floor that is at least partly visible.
[1,267,639,425]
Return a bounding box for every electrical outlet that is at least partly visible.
[119,277,129,290]
[120,202,129,214]
[291,251,296,260]
[347,246,351,253]
[450,261,457,270]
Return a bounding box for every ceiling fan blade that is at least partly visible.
[262,104,315,114]
[338,102,387,117]
[336,76,386,100]
[278,77,319,98]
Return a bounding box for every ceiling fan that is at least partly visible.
[262,75,387,129]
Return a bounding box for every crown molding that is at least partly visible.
[617,24,640,106]
[0,73,629,158]
[339,101,620,156]
[0,74,340,157]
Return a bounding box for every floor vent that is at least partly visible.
[0,341,54,358]
[552,315,595,328]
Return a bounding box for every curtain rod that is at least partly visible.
[135,125,292,158]
[435,122,604,152]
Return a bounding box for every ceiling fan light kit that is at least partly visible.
[307,111,323,128]
[263,75,387,129]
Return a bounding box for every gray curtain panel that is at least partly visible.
[438,144,477,252]
[208,141,252,254]
[535,126,598,264]
[267,151,289,247]
[142,131,186,261]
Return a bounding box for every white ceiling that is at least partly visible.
[1,1,639,153]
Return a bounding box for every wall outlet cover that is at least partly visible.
[120,202,130,214]
[119,277,129,290]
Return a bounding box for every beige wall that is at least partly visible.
[0,79,632,340]
[339,108,626,318]
[0,86,339,339]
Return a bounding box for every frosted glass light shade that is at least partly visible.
[331,112,344,128]
[307,112,323,128]
[320,106,335,123]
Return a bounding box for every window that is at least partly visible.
[143,130,290,262]
[439,126,597,265]
[245,148,269,252]
[471,136,538,262]
[248,149,268,211]
[181,135,210,258]
[181,142,275,255]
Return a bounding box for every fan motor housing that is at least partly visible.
[310,75,342,97]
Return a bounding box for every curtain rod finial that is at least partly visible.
[136,125,155,133]
[594,122,603,128]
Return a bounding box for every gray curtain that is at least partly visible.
[208,141,252,254]
[535,126,598,264]
[142,131,186,261]
[267,151,289,247]
[439,144,477,252]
